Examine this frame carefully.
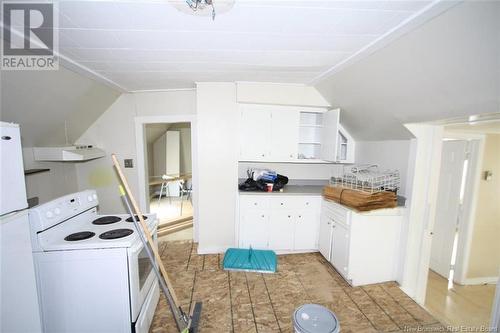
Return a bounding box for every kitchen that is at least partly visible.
[1,1,500,333]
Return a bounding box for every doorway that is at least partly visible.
[424,130,499,328]
[135,115,198,242]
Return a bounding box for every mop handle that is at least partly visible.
[119,187,188,329]
[111,154,187,331]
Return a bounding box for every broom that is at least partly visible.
[112,154,201,333]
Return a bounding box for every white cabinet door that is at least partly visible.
[240,210,269,249]
[318,211,333,261]
[336,124,355,164]
[269,109,300,161]
[294,211,319,250]
[331,221,350,277]
[320,109,340,162]
[268,211,295,250]
[239,106,271,161]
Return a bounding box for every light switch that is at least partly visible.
[484,170,492,181]
[124,159,133,168]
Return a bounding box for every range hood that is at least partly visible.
[33,145,106,161]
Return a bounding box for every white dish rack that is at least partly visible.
[330,164,400,194]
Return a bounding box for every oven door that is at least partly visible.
[128,225,158,322]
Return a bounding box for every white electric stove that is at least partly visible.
[28,190,160,333]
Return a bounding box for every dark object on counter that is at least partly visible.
[239,174,289,192]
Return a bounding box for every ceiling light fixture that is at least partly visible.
[169,0,234,20]
[187,0,215,20]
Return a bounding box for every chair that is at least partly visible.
[179,178,193,215]
[157,175,175,206]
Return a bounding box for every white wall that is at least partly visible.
[238,162,340,182]
[237,82,330,107]
[196,83,238,253]
[354,140,412,197]
[75,90,196,214]
[152,133,167,176]
[178,127,192,174]
[1,66,120,146]
[22,148,79,205]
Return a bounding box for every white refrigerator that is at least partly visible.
[0,122,43,333]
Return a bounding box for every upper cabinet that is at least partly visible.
[239,104,354,163]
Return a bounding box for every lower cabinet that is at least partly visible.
[320,198,404,286]
[239,210,269,249]
[239,195,321,252]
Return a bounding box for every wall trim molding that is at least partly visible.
[461,277,499,285]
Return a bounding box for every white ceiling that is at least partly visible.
[315,1,500,140]
[10,0,441,91]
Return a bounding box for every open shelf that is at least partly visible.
[24,168,50,175]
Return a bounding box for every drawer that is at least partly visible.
[322,199,349,224]
[240,196,270,210]
[269,196,319,211]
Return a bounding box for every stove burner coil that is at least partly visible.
[92,216,122,225]
[99,228,134,240]
[64,231,96,241]
[125,215,148,222]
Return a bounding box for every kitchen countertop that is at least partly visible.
[239,185,324,196]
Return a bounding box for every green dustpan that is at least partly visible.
[222,247,277,273]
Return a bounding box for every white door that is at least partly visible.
[331,221,350,277]
[240,210,269,249]
[166,131,180,197]
[269,109,300,161]
[239,106,271,161]
[430,140,467,278]
[268,211,295,250]
[320,109,340,162]
[294,211,319,250]
[318,211,333,260]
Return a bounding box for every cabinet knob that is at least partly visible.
[298,215,302,218]
[332,225,336,228]
[254,203,257,205]
[261,154,265,157]
[306,202,309,205]
[327,222,331,225]
[290,154,293,158]
[280,202,284,205]
[261,215,265,218]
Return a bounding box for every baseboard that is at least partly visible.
[196,246,228,254]
[460,276,498,285]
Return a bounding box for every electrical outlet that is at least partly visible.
[124,159,133,168]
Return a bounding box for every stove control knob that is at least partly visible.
[87,195,93,202]
[54,208,61,215]
[46,211,54,219]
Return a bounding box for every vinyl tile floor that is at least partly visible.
[150,240,445,333]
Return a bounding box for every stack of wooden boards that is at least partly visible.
[322,185,397,211]
[158,216,193,237]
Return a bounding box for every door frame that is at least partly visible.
[134,115,199,242]
[400,124,487,305]
[441,132,485,285]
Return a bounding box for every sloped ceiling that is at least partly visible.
[315,1,500,140]
[0,65,121,146]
